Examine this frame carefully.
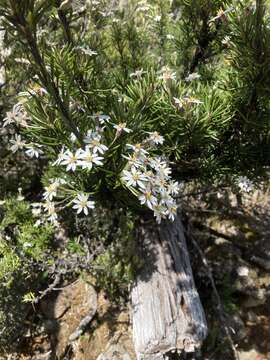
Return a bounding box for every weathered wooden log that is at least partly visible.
[131,216,207,360]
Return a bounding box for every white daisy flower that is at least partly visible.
[113,122,132,134]
[10,134,26,153]
[167,181,180,195]
[25,145,43,158]
[12,103,28,127]
[136,152,150,167]
[159,163,172,178]
[126,143,148,155]
[149,157,167,171]
[43,181,59,201]
[139,189,158,210]
[3,111,15,127]
[130,69,145,78]
[153,203,167,223]
[5,103,27,124]
[52,177,66,185]
[44,201,58,223]
[173,97,184,110]
[84,133,108,154]
[159,66,176,81]
[166,203,178,221]
[185,72,201,82]
[76,47,98,56]
[160,191,174,206]
[153,176,168,192]
[147,131,164,145]
[122,154,141,168]
[122,167,148,189]
[61,149,83,171]
[53,147,66,166]
[43,178,66,201]
[83,129,98,142]
[72,193,95,215]
[78,147,104,170]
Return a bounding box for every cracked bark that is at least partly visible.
[131,215,207,359]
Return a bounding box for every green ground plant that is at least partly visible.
[0,197,54,351]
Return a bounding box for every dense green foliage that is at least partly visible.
[0,198,53,350]
[0,0,269,188]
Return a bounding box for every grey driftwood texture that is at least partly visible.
[131,216,208,359]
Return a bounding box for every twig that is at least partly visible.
[187,223,240,360]
[34,274,61,304]
[3,3,84,146]
[176,186,231,199]
[68,286,97,342]
[57,8,73,45]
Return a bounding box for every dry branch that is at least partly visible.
[131,215,207,359]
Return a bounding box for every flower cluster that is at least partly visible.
[9,133,43,158]
[30,201,58,226]
[42,178,95,222]
[55,128,107,172]
[237,176,254,193]
[2,103,44,158]
[121,132,180,223]
[46,115,128,218]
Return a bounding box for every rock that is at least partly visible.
[237,266,249,277]
[251,256,270,271]
[234,267,259,296]
[73,292,136,360]
[226,314,247,342]
[242,289,267,308]
[250,238,270,270]
[97,344,132,360]
[245,310,257,324]
[214,237,228,245]
[41,292,70,320]
[41,279,97,358]
[238,349,263,360]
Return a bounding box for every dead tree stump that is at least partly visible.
[131,216,207,359]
